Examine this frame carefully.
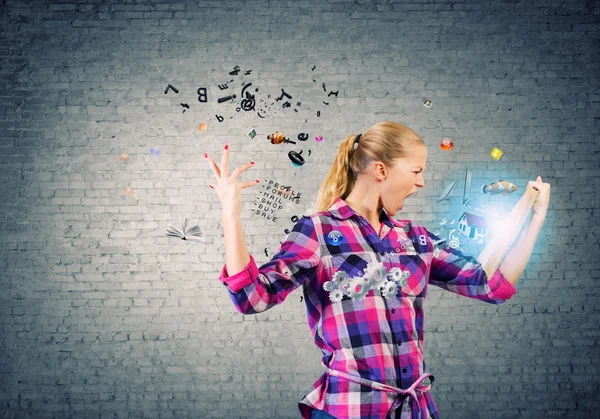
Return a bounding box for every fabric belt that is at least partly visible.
[321,357,434,419]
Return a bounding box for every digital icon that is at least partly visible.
[150,148,159,155]
[297,133,309,141]
[199,123,207,132]
[423,99,432,108]
[457,212,489,239]
[288,150,305,167]
[247,129,257,139]
[448,229,460,249]
[268,131,296,145]
[119,154,128,161]
[315,136,323,142]
[124,187,133,195]
[436,180,457,203]
[490,147,503,160]
[463,168,502,217]
[327,230,344,246]
[482,180,517,195]
[440,138,454,150]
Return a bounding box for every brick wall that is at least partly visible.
[0,0,598,418]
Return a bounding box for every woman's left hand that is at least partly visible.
[529,176,551,220]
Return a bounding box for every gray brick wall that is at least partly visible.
[0,0,598,418]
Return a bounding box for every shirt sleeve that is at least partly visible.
[218,216,321,314]
[426,228,517,304]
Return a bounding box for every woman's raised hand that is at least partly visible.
[204,144,259,219]
[528,175,551,220]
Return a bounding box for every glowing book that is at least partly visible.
[477,183,540,279]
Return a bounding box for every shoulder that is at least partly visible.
[304,211,337,227]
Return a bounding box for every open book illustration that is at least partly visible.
[164,218,206,242]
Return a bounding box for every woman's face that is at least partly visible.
[378,144,427,215]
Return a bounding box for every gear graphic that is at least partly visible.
[380,280,399,299]
[388,267,402,281]
[323,280,337,292]
[388,268,410,282]
[329,288,344,303]
[332,271,350,288]
[364,261,388,289]
[346,276,371,301]
[388,267,410,287]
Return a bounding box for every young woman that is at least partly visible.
[204,121,550,419]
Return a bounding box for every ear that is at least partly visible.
[373,161,388,181]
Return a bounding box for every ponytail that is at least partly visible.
[314,134,361,213]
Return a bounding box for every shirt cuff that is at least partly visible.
[488,267,517,300]
[219,254,258,293]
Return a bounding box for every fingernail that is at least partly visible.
[256,180,259,183]
[209,185,214,189]
[204,153,208,158]
[250,161,254,165]
[224,144,228,150]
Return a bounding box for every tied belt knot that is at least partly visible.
[321,358,434,418]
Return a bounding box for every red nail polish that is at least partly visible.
[209,185,213,189]
[224,144,228,150]
[256,180,259,183]
[250,161,254,164]
[204,153,207,158]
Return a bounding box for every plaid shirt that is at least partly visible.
[219,198,517,419]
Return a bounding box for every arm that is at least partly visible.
[499,214,546,287]
[426,228,517,304]
[223,214,251,277]
[219,216,322,315]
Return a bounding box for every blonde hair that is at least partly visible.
[314,121,426,213]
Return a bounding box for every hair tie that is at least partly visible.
[353,134,362,151]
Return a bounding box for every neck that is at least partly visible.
[344,180,382,226]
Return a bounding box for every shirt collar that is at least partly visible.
[327,197,409,229]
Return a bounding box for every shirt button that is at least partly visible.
[402,368,407,373]
[391,308,396,314]
[397,341,402,346]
